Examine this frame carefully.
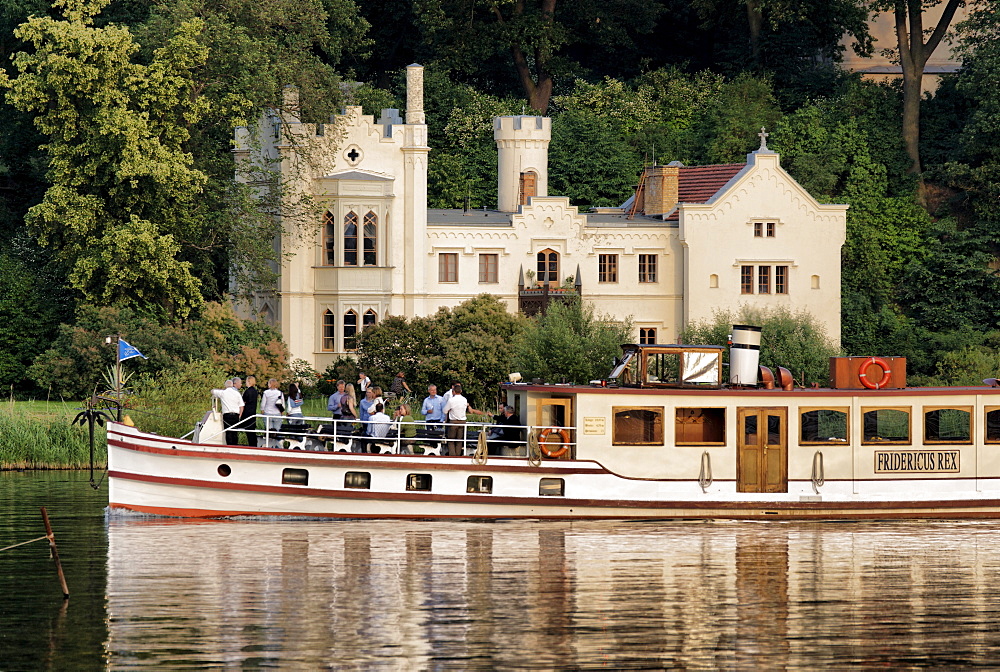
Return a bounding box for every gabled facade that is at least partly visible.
[234,66,847,371]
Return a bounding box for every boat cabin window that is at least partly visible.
[613,407,664,445]
[406,473,432,491]
[282,468,309,486]
[800,408,849,444]
[861,407,910,445]
[923,407,972,444]
[539,478,564,496]
[675,408,725,445]
[467,476,493,493]
[741,414,781,446]
[345,471,371,489]
[986,407,1000,443]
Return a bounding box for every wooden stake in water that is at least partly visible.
[40,507,69,599]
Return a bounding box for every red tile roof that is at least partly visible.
[677,163,745,204]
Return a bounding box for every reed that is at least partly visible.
[0,411,103,470]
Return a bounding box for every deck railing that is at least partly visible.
[194,413,575,458]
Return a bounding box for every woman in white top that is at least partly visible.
[260,378,285,448]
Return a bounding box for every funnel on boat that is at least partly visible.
[729,325,761,386]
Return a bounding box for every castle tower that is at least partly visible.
[494,116,551,212]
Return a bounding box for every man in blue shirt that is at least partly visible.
[421,384,445,432]
[327,380,346,421]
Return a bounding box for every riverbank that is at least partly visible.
[1,400,102,469]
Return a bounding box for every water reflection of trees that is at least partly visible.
[104,520,1000,668]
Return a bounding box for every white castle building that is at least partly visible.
[234,65,847,372]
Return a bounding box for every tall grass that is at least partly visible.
[0,412,102,469]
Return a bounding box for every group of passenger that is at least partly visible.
[211,376,303,448]
[212,369,523,456]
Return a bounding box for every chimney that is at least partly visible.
[405,64,425,125]
[642,163,679,216]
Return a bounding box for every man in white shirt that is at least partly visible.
[211,379,245,445]
[442,384,481,456]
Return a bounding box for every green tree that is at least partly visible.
[0,253,59,390]
[1,0,208,318]
[680,306,840,386]
[512,298,633,385]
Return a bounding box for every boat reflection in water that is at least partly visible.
[106,517,1000,668]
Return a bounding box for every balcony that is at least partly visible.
[518,282,582,317]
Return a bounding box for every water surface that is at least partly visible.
[5,472,1000,669]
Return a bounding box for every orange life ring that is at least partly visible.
[859,357,892,390]
[538,427,570,458]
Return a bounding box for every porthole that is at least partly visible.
[282,468,309,486]
[539,478,564,496]
[218,464,232,477]
[406,473,432,491]
[345,471,371,489]
[467,475,493,493]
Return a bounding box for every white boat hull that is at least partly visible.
[107,423,1000,520]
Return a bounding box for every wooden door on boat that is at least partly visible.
[535,398,573,459]
[737,408,788,493]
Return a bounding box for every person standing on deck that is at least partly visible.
[211,379,244,446]
[239,375,259,446]
[421,384,445,432]
[390,372,411,398]
[260,379,285,448]
[442,384,481,456]
[327,380,346,424]
[357,371,371,394]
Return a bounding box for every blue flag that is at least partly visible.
[118,339,147,362]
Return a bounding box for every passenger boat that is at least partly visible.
[107,326,1000,520]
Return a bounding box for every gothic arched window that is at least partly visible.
[363,211,377,266]
[343,310,358,350]
[536,249,559,284]
[322,211,335,266]
[344,212,359,266]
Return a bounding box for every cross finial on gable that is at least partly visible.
[758,127,769,151]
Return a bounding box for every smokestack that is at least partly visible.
[405,64,425,125]
[642,163,679,215]
[729,324,761,386]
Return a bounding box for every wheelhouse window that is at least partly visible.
[862,407,911,445]
[479,254,498,283]
[675,408,725,445]
[363,211,377,266]
[598,254,618,283]
[924,407,972,444]
[344,212,358,266]
[639,254,657,283]
[639,328,656,345]
[613,407,664,445]
[322,210,336,265]
[987,407,1000,443]
[800,408,848,444]
[343,310,358,351]
[537,249,559,284]
[439,253,458,283]
[322,310,336,352]
[741,265,753,294]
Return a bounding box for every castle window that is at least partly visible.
[343,310,358,351]
[439,253,458,283]
[344,212,358,266]
[537,249,559,284]
[776,265,788,294]
[479,254,498,283]
[519,171,537,206]
[363,309,377,329]
[322,211,336,266]
[598,254,618,283]
[639,254,657,283]
[741,266,754,294]
[767,222,775,237]
[758,266,771,294]
[322,310,335,352]
[639,328,656,345]
[363,211,377,266]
